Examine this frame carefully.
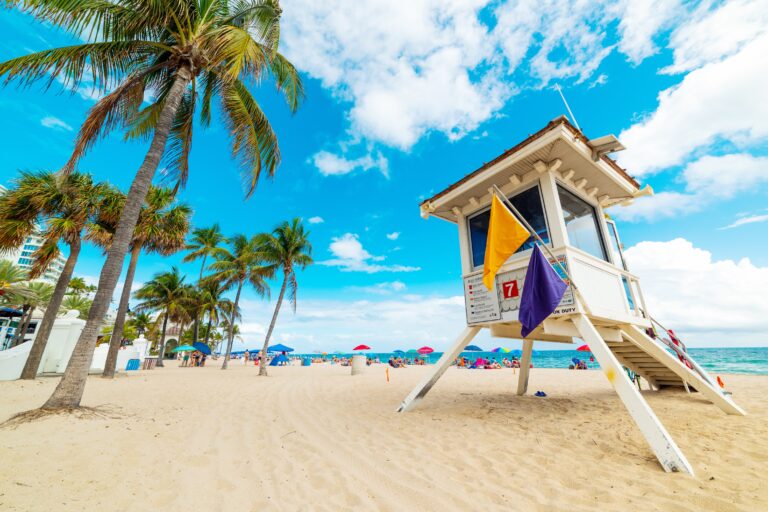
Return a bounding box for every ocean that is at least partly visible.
[299,347,768,375]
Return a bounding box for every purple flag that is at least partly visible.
[519,245,568,338]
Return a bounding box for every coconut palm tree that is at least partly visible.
[209,235,270,369]
[0,261,32,301]
[198,278,234,346]
[126,311,152,337]
[0,171,112,379]
[93,186,191,378]
[66,277,96,296]
[134,267,189,367]
[184,224,226,280]
[256,218,311,376]
[1,0,302,409]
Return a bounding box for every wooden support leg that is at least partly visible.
[397,326,480,412]
[573,314,694,475]
[517,339,533,395]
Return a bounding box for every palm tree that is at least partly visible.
[9,282,54,348]
[94,187,191,378]
[134,267,189,367]
[66,277,95,296]
[209,235,269,369]
[0,171,111,380]
[61,294,93,319]
[184,225,226,280]
[256,219,312,376]
[0,261,32,300]
[2,0,302,409]
[198,278,234,346]
[126,311,152,337]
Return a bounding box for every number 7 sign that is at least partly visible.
[501,280,519,299]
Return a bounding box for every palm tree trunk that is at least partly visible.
[258,273,288,377]
[199,255,207,281]
[42,67,192,409]
[204,314,213,344]
[102,244,141,378]
[221,281,243,370]
[155,310,170,367]
[12,305,31,348]
[21,236,81,379]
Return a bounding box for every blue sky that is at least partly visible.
[1,1,767,351]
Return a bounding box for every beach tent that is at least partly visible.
[269,354,289,366]
[193,342,211,355]
[268,343,294,353]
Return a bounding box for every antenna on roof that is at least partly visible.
[553,83,581,132]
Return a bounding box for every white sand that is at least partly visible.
[1,362,767,511]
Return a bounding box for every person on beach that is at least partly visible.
[182,352,190,367]
[200,353,207,367]
[244,350,250,364]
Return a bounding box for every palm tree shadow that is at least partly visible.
[1,404,123,430]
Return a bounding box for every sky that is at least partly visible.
[1,0,767,352]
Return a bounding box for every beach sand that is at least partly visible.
[1,362,767,511]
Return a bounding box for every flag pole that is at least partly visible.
[490,184,590,314]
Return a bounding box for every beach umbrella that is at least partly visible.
[192,342,211,355]
[417,346,434,355]
[491,347,509,353]
[577,344,590,352]
[172,345,196,352]
[268,343,294,353]
[464,345,483,352]
[393,349,405,354]
[353,344,371,351]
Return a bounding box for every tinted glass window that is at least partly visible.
[606,221,627,270]
[468,185,550,268]
[557,185,607,261]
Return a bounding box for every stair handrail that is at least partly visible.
[645,315,719,389]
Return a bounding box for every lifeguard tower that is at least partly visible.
[398,117,745,475]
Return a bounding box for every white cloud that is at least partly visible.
[228,294,467,353]
[616,0,682,64]
[283,0,686,156]
[719,213,768,230]
[308,216,325,224]
[663,0,768,74]
[319,233,420,273]
[612,153,768,222]
[625,238,768,345]
[619,33,768,175]
[386,232,400,241]
[41,116,72,131]
[351,280,407,295]
[588,74,608,89]
[312,150,388,177]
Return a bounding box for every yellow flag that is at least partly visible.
[483,194,530,290]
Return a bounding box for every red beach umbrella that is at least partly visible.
[417,346,434,355]
[353,344,371,351]
[576,344,590,352]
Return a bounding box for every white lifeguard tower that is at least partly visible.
[398,117,745,474]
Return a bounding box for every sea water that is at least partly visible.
[303,347,768,375]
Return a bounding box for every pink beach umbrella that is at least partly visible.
[417,346,434,355]
[576,344,590,352]
[353,344,371,351]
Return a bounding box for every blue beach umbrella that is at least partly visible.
[172,345,196,352]
[464,345,484,352]
[393,349,405,354]
[193,342,211,355]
